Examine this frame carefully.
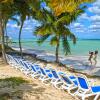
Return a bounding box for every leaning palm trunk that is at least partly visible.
[5,26,8,46]
[55,36,60,63]
[0,16,7,64]
[55,42,59,63]
[18,23,24,59]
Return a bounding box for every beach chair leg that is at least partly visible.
[82,96,85,100]
[94,94,100,100]
[42,80,51,85]
[53,83,63,89]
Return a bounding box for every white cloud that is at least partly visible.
[89,24,100,29]
[72,0,100,38]
[80,13,89,19]
[90,15,100,21]
[23,27,33,30]
[7,24,20,28]
[74,23,81,27]
[93,0,100,6]
[88,6,100,14]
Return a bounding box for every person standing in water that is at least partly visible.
[88,51,94,65]
[93,50,98,66]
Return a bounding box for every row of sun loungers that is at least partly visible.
[6,54,100,100]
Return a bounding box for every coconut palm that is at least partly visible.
[13,0,31,58]
[45,0,94,16]
[12,0,41,58]
[0,0,16,63]
[0,0,41,60]
[34,7,85,62]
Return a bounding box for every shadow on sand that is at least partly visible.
[0,79,45,100]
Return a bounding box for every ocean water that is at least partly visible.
[11,39,100,57]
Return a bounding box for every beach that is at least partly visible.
[12,47,100,77]
[0,0,100,100]
[0,50,100,99]
[0,57,74,100]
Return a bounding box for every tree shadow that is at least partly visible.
[0,78,46,100]
[61,58,91,70]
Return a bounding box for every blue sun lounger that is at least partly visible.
[29,64,43,79]
[39,68,54,84]
[73,75,100,100]
[58,74,78,92]
[17,60,33,75]
[50,69,64,89]
[39,68,63,88]
[6,54,16,66]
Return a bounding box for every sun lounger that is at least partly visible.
[36,67,53,85]
[6,54,15,66]
[58,73,78,93]
[49,69,64,89]
[17,60,33,75]
[39,68,63,88]
[29,64,42,79]
[73,74,100,100]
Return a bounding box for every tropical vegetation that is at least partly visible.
[34,5,86,62]
[0,0,95,63]
[45,0,94,16]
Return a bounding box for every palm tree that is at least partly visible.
[34,7,85,63]
[13,0,31,58]
[12,0,41,58]
[0,0,15,63]
[0,0,41,60]
[0,0,22,63]
[45,0,94,16]
[0,14,7,63]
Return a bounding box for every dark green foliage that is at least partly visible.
[0,77,28,88]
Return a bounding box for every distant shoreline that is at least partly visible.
[12,39,100,42]
[11,47,100,77]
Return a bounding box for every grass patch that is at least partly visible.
[0,77,28,88]
[0,93,11,100]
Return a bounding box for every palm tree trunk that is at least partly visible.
[5,26,8,46]
[19,23,24,59]
[55,36,60,63]
[0,15,7,64]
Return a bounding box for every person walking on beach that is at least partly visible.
[93,50,98,66]
[88,51,94,65]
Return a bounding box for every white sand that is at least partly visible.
[0,58,74,100]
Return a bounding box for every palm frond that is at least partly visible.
[46,0,94,16]
[69,34,76,44]
[63,27,72,35]
[50,36,58,46]
[63,27,76,44]
[37,34,50,44]
[34,23,53,36]
[27,0,41,11]
[54,14,71,26]
[10,17,20,26]
[70,7,85,22]
[62,36,71,55]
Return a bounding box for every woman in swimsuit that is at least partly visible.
[88,51,94,65]
[94,50,98,66]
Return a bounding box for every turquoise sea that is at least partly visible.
[11,39,100,57]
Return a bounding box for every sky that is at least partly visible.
[7,0,100,40]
